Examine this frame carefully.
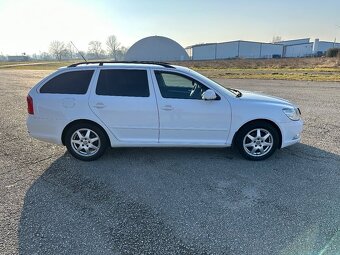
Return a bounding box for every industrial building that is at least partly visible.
[186,38,339,60]
[125,36,189,61]
[189,41,284,60]
[313,39,340,55]
[125,36,338,61]
[276,38,314,58]
[7,55,29,62]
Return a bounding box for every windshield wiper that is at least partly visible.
[229,88,243,98]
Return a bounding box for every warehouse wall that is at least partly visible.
[317,41,340,53]
[238,41,261,58]
[260,44,283,58]
[192,44,216,60]
[191,41,284,60]
[188,38,334,60]
[216,42,239,59]
[284,43,313,57]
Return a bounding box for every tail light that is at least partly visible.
[27,95,34,115]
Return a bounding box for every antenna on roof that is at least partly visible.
[70,41,87,63]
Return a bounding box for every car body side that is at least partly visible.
[27,64,302,149]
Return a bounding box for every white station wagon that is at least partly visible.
[27,61,303,161]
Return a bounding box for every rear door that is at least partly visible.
[89,68,159,143]
[35,69,95,140]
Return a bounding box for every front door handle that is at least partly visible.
[161,105,174,111]
[93,102,106,109]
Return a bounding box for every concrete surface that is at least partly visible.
[0,70,339,255]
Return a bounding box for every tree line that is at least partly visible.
[49,35,127,61]
[0,35,128,61]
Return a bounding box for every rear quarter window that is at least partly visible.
[96,69,149,97]
[40,70,94,94]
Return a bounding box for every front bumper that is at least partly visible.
[280,119,303,148]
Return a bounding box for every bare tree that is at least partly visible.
[106,35,121,60]
[49,41,66,61]
[0,52,6,61]
[66,42,75,59]
[88,41,104,59]
[117,46,128,60]
[272,36,282,43]
[40,52,52,60]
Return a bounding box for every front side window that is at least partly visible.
[40,70,94,94]
[155,71,208,99]
[96,69,149,97]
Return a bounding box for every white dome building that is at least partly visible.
[125,36,189,61]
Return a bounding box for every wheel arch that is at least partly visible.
[232,119,282,149]
[61,119,110,146]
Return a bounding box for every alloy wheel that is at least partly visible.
[242,128,274,157]
[70,128,101,157]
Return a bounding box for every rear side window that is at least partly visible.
[40,70,94,94]
[96,69,149,97]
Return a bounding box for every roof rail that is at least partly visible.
[67,61,175,68]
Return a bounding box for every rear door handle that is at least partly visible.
[161,105,174,111]
[93,102,106,109]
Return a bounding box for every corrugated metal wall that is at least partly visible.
[260,44,283,58]
[191,41,284,60]
[317,42,340,52]
[284,43,313,58]
[216,42,239,59]
[192,44,216,60]
[238,42,261,58]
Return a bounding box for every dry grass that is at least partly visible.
[171,58,340,82]
[171,57,340,69]
[0,61,75,70]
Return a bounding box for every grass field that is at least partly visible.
[1,58,340,82]
[0,61,75,70]
[175,58,340,82]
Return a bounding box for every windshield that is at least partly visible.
[187,69,242,97]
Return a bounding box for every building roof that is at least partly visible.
[125,36,189,61]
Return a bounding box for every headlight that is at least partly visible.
[283,107,300,121]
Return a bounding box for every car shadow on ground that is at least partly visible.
[18,144,340,255]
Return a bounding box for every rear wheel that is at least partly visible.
[65,123,108,161]
[235,122,279,161]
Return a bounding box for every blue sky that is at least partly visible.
[1,0,340,54]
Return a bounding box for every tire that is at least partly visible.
[65,122,108,161]
[235,121,279,161]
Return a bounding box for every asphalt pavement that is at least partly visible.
[0,70,339,255]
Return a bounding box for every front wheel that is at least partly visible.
[235,122,279,161]
[65,123,108,161]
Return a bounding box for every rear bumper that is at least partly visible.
[26,115,63,145]
[280,119,303,148]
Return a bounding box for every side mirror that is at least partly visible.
[202,89,217,100]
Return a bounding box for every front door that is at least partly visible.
[152,71,231,145]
